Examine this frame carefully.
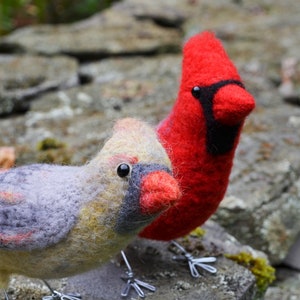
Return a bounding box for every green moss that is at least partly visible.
[37,137,65,151]
[0,0,121,36]
[189,227,206,238]
[225,252,276,293]
[36,138,72,164]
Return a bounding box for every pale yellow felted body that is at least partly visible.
[0,118,173,289]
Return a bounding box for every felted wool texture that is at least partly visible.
[0,164,87,250]
[139,170,180,215]
[140,31,255,241]
[0,118,180,287]
[93,118,172,169]
[115,163,173,234]
[191,79,247,155]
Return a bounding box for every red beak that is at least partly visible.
[213,84,255,126]
[140,171,181,215]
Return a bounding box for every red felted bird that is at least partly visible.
[139,31,255,242]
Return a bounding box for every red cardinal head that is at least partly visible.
[172,31,255,155]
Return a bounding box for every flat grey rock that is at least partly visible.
[0,54,78,115]
[0,10,182,59]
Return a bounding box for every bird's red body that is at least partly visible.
[140,31,255,240]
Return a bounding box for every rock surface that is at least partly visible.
[0,9,182,59]
[1,0,300,298]
[0,55,78,115]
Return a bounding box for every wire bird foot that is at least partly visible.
[42,280,82,300]
[3,290,9,300]
[171,241,217,278]
[120,250,156,298]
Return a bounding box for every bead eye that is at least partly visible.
[117,163,132,178]
[191,86,201,99]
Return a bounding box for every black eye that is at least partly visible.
[117,163,131,178]
[191,86,201,99]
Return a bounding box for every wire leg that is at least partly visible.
[120,250,156,298]
[3,290,9,300]
[41,280,82,300]
[171,241,217,278]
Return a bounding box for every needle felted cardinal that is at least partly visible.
[140,31,255,241]
[0,118,180,298]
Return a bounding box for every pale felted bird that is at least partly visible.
[0,118,180,299]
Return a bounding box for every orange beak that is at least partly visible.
[140,171,181,215]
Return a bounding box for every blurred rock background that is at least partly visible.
[1,0,300,299]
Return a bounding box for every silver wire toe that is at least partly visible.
[171,241,217,278]
[120,250,156,298]
[42,280,82,300]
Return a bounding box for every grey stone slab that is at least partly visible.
[0,55,78,116]
[0,10,182,59]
